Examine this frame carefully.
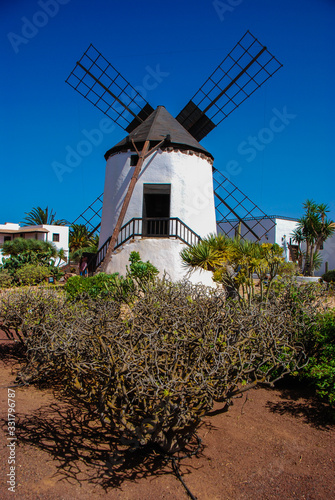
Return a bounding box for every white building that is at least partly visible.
[0,223,69,265]
[98,106,217,286]
[218,216,335,277]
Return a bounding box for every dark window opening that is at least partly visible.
[4,236,11,242]
[130,154,139,166]
[142,184,171,236]
[53,233,60,242]
[289,244,299,262]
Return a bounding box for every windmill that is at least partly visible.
[66,31,282,280]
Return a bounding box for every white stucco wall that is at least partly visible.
[41,225,69,255]
[273,219,299,246]
[99,148,217,286]
[315,232,335,276]
[99,149,217,247]
[105,237,215,287]
[0,223,20,231]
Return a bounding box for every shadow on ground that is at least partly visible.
[266,379,335,430]
[1,397,202,492]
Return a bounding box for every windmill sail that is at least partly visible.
[176,31,283,141]
[66,44,154,132]
[67,33,282,256]
[213,168,275,240]
[71,193,103,237]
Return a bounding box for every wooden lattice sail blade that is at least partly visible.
[72,193,103,237]
[213,167,275,240]
[176,31,283,141]
[66,44,154,132]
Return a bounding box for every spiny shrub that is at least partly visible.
[2,279,317,455]
[0,287,69,345]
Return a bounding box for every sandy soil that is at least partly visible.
[0,340,334,500]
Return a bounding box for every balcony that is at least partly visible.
[96,217,201,269]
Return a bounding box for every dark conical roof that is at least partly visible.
[104,106,213,160]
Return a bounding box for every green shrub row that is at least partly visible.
[64,251,158,301]
[299,309,335,405]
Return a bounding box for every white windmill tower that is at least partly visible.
[67,32,282,281]
[97,105,216,284]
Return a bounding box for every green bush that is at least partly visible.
[1,238,57,275]
[126,251,159,288]
[64,252,158,301]
[0,269,13,288]
[322,269,335,283]
[15,264,50,286]
[64,272,132,301]
[300,310,335,405]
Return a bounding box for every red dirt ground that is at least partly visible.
[0,339,334,500]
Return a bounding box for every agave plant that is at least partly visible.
[180,233,233,272]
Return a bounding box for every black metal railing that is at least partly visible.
[96,217,201,269]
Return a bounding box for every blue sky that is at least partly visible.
[1,0,335,226]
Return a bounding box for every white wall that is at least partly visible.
[99,148,217,286]
[99,149,217,247]
[273,219,299,246]
[105,237,215,287]
[318,232,335,275]
[0,223,20,231]
[41,225,69,256]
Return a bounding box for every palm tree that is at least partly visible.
[291,227,304,270]
[69,224,97,252]
[21,206,68,226]
[295,200,335,276]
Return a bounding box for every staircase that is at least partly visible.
[95,217,201,272]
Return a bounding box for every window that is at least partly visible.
[130,154,139,166]
[4,236,11,242]
[142,184,171,236]
[52,233,60,242]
